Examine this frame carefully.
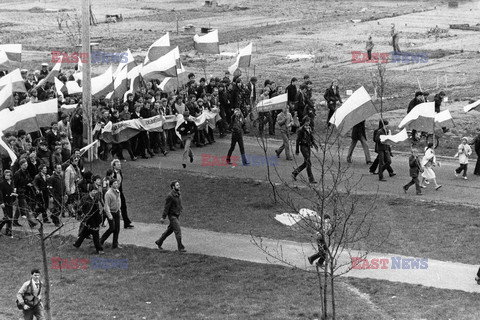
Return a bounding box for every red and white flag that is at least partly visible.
[36,58,62,88]
[112,64,129,100]
[228,43,252,74]
[0,51,11,71]
[0,81,14,112]
[194,30,220,54]
[329,86,377,135]
[92,66,114,99]
[435,109,455,128]
[0,131,17,163]
[0,44,22,62]
[172,46,185,74]
[398,102,435,132]
[0,68,26,93]
[0,102,38,133]
[55,77,82,96]
[33,99,58,128]
[144,33,171,65]
[141,48,177,81]
[159,73,188,94]
[113,49,136,78]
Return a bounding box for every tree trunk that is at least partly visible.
[330,264,336,320]
[323,266,328,319]
[39,223,52,320]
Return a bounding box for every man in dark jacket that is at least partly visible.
[407,91,424,114]
[48,164,65,226]
[0,170,16,236]
[155,180,186,252]
[434,91,448,133]
[292,117,318,184]
[403,148,423,195]
[176,111,198,168]
[324,79,343,128]
[13,159,37,227]
[374,120,396,181]
[32,164,50,223]
[226,108,249,166]
[73,185,104,253]
[346,121,372,165]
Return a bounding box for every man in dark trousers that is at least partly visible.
[346,120,372,165]
[226,108,249,166]
[32,164,51,223]
[0,169,17,236]
[324,79,343,128]
[155,180,186,252]
[48,164,65,226]
[374,120,396,181]
[100,179,122,249]
[434,91,448,133]
[111,159,133,229]
[403,148,423,195]
[292,117,318,184]
[73,185,104,254]
[13,158,37,228]
[176,111,198,169]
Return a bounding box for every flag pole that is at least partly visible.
[82,0,93,162]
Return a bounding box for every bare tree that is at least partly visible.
[370,63,387,118]
[252,125,381,319]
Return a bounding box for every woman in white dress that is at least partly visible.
[420,142,442,190]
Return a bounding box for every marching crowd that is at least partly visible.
[2,63,480,236]
[1,62,344,237]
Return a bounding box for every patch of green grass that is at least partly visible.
[2,237,480,319]
[81,161,480,265]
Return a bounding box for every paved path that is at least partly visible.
[46,219,480,294]
[132,135,480,207]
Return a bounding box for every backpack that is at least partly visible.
[16,280,41,310]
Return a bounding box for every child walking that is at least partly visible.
[454,137,472,180]
[420,143,442,190]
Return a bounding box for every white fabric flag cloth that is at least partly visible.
[275,208,319,226]
[463,99,480,113]
[380,128,408,144]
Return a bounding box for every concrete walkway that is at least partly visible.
[134,135,480,207]
[46,219,480,294]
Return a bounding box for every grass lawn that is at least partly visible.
[81,160,480,265]
[1,237,480,320]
